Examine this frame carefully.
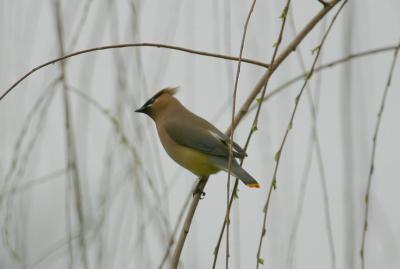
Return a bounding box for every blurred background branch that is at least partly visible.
[1,1,399,269]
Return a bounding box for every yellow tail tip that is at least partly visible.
[247,183,260,188]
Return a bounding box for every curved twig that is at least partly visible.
[225,0,258,268]
[214,0,292,267]
[0,43,269,102]
[247,45,399,114]
[256,1,346,266]
[54,2,89,268]
[360,41,400,269]
[172,1,342,268]
[287,12,336,269]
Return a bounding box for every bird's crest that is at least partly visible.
[153,86,178,99]
[141,87,178,109]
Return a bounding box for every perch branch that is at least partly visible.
[214,0,291,267]
[173,1,342,268]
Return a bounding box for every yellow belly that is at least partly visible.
[157,126,220,176]
[176,147,221,176]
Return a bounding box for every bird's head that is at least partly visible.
[135,87,178,119]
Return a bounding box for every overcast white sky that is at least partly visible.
[0,0,399,268]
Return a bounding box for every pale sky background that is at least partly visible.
[0,0,399,269]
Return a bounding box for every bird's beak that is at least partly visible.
[135,105,147,113]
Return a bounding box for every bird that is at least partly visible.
[135,87,260,189]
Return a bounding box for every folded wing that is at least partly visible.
[165,119,247,159]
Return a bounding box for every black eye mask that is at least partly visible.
[143,97,156,108]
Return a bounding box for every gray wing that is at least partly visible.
[165,120,247,159]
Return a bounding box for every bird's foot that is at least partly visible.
[192,178,208,199]
[192,190,206,199]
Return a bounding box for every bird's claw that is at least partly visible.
[192,177,208,199]
[192,189,206,199]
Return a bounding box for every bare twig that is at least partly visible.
[171,177,208,268]
[225,0,341,135]
[286,133,315,268]
[287,13,336,269]
[4,44,397,133]
[158,189,193,269]
[341,13,356,267]
[317,0,329,7]
[213,45,399,136]
[54,2,88,268]
[214,0,292,267]
[0,43,269,102]
[285,9,324,269]
[29,173,130,269]
[360,40,400,269]
[1,78,59,263]
[173,1,341,268]
[247,45,399,113]
[0,77,60,207]
[67,0,94,50]
[0,168,67,197]
[67,83,173,266]
[225,0,258,268]
[256,1,346,266]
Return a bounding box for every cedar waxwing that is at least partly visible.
[135,87,260,188]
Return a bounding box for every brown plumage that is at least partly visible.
[135,87,260,188]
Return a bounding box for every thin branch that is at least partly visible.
[0,168,67,197]
[0,77,60,207]
[225,0,258,268]
[1,79,58,263]
[315,135,337,268]
[67,0,94,50]
[226,0,341,135]
[0,43,269,102]
[213,44,399,131]
[214,0,292,267]
[171,177,208,269]
[172,1,341,268]
[248,45,399,113]
[286,10,323,269]
[29,173,129,269]
[256,1,346,266]
[68,84,173,266]
[54,2,88,268]
[317,0,329,7]
[66,87,152,185]
[158,189,193,269]
[287,13,336,269]
[360,40,400,269]
[286,132,315,268]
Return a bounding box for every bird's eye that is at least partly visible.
[143,98,155,108]
[149,97,160,105]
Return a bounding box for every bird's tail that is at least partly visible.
[209,156,260,188]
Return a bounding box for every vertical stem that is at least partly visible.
[287,13,336,269]
[173,2,340,267]
[226,0,258,268]
[53,1,88,269]
[360,41,400,269]
[256,2,345,267]
[217,1,293,267]
[341,5,356,268]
